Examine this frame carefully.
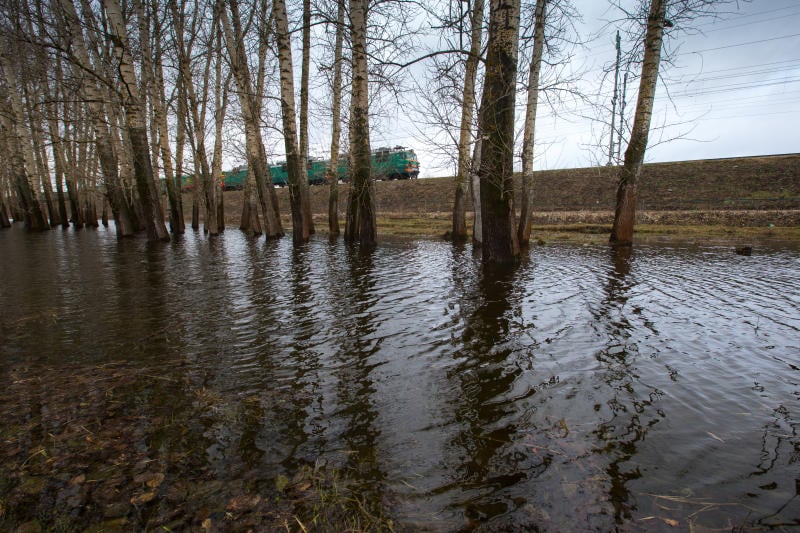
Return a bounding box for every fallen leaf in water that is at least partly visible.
[70,474,86,486]
[146,472,165,488]
[130,491,156,505]
[226,494,262,512]
[706,431,725,443]
[662,518,679,527]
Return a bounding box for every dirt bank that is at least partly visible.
[180,153,800,237]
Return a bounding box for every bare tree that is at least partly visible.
[139,0,185,234]
[0,22,51,231]
[609,0,733,245]
[102,0,169,242]
[218,0,283,238]
[170,0,216,233]
[477,0,522,264]
[299,0,314,235]
[343,0,377,246]
[274,0,312,243]
[451,0,486,243]
[516,0,547,247]
[326,0,346,237]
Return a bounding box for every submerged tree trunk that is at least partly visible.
[344,0,377,247]
[470,137,483,247]
[103,0,169,242]
[218,0,283,238]
[0,190,11,228]
[211,29,229,234]
[610,0,667,246]
[300,0,314,235]
[170,1,215,234]
[274,0,312,243]
[45,96,70,228]
[144,0,185,235]
[0,43,49,232]
[0,115,49,232]
[517,0,547,247]
[452,0,485,242]
[327,0,345,237]
[477,0,521,264]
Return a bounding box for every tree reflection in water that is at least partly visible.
[589,246,665,524]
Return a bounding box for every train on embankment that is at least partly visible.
[180,146,419,192]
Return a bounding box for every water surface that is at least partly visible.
[1,225,798,530]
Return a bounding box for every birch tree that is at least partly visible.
[451,0,485,243]
[516,0,547,247]
[218,0,283,238]
[609,0,666,246]
[102,0,169,242]
[326,0,346,237]
[170,0,214,233]
[299,0,314,234]
[274,0,312,243]
[139,0,184,234]
[344,0,377,247]
[609,0,731,245]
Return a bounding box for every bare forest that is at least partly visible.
[0,0,752,262]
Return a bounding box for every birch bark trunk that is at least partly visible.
[327,0,345,237]
[274,0,312,243]
[344,0,377,247]
[103,0,169,241]
[517,0,547,247]
[218,0,283,238]
[0,41,49,231]
[609,0,667,246]
[452,0,485,242]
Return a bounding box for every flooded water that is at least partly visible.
[1,224,799,531]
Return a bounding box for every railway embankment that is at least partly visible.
[185,153,800,239]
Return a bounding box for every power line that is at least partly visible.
[684,32,800,54]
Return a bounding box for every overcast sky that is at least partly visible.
[358,0,800,177]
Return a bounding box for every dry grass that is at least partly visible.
[179,154,800,243]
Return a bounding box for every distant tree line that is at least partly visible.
[0,0,732,262]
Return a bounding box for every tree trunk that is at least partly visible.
[274,0,312,243]
[0,44,49,232]
[517,0,547,247]
[175,75,187,222]
[610,0,667,247]
[0,190,11,228]
[103,0,170,242]
[477,0,521,264]
[327,0,345,237]
[452,0,485,242]
[300,0,314,235]
[211,30,230,235]
[218,0,283,238]
[0,115,49,231]
[62,100,84,228]
[470,137,483,247]
[45,100,70,228]
[56,0,136,235]
[29,110,58,227]
[170,0,217,234]
[344,0,377,247]
[144,0,185,234]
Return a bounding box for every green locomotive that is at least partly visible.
[208,146,419,191]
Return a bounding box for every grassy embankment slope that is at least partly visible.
[189,154,800,242]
